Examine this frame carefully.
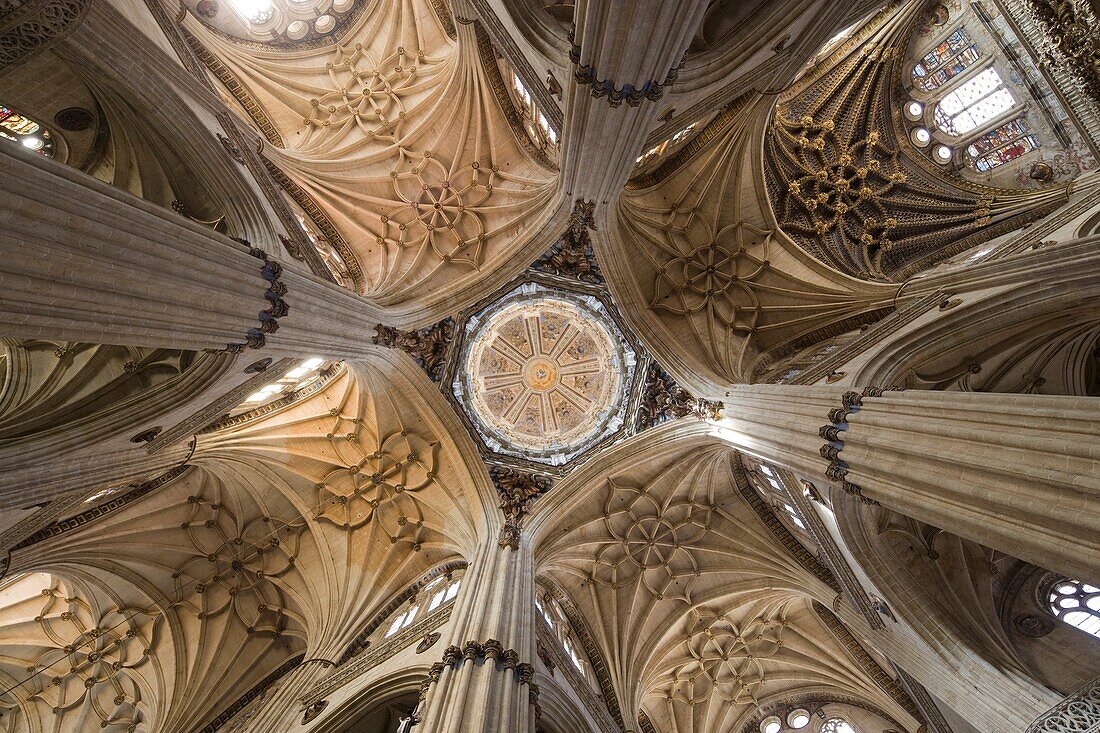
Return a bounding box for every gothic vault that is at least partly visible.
[0,0,1098,732]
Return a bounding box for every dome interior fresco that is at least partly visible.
[456,286,635,465]
[1,0,1099,731]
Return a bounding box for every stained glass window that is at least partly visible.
[912,28,981,91]
[934,68,1016,135]
[964,118,1039,171]
[1049,579,1100,638]
[821,719,857,733]
[0,104,54,156]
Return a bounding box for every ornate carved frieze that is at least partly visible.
[636,362,723,429]
[1026,676,1100,733]
[892,664,955,733]
[813,602,927,725]
[733,458,841,594]
[145,357,299,454]
[372,318,456,383]
[181,28,284,147]
[198,654,305,733]
[490,466,551,550]
[1023,0,1100,105]
[0,0,90,70]
[303,603,456,706]
[474,23,558,172]
[338,561,466,664]
[766,464,883,629]
[9,465,191,553]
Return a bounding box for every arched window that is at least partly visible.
[510,73,557,147]
[0,103,54,156]
[933,68,1016,136]
[912,28,980,91]
[535,593,590,678]
[965,118,1039,171]
[384,575,462,638]
[821,719,857,733]
[1049,579,1100,638]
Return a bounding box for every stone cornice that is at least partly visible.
[734,457,841,594]
[534,617,619,733]
[8,465,191,554]
[301,603,455,706]
[813,601,924,724]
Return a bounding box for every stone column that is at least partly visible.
[560,0,707,202]
[715,385,1100,581]
[415,541,537,733]
[0,144,383,358]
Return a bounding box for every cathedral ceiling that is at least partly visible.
[529,440,918,732]
[3,0,1099,730]
[180,0,562,323]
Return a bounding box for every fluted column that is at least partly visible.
[715,385,1100,580]
[415,540,537,732]
[560,0,708,202]
[0,144,383,357]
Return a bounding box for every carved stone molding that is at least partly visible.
[145,357,299,455]
[636,362,723,429]
[734,458,840,594]
[569,28,683,107]
[206,240,288,353]
[1026,676,1100,733]
[474,22,558,172]
[419,640,541,718]
[819,387,903,503]
[813,602,927,726]
[302,603,456,706]
[9,465,191,553]
[0,0,90,71]
[892,664,955,733]
[490,466,551,550]
[198,654,305,733]
[372,318,456,383]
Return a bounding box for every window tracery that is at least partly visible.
[1048,578,1100,638]
[897,4,1080,182]
[820,718,857,733]
[933,68,1017,136]
[535,593,592,680]
[912,27,980,91]
[383,576,461,638]
[0,103,54,156]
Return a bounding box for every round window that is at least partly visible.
[788,708,811,728]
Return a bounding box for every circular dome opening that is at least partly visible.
[934,144,953,163]
[456,286,635,465]
[912,127,931,147]
[761,716,782,733]
[905,100,923,120]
